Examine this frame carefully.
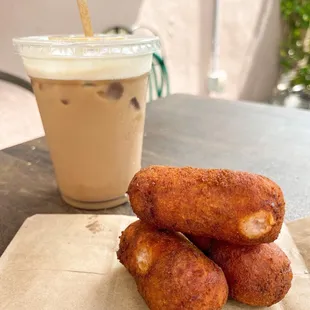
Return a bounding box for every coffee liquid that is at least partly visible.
[31,74,148,208]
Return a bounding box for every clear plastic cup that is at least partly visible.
[13,34,160,209]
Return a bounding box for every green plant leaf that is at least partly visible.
[281,0,310,88]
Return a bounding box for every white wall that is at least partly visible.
[1,0,281,102]
[217,0,281,102]
[136,0,213,95]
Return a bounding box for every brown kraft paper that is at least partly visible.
[0,214,309,310]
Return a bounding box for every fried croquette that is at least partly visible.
[128,166,285,245]
[208,241,293,307]
[185,235,211,253]
[117,220,228,310]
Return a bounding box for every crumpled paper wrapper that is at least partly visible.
[0,214,309,310]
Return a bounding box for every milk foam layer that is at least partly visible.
[23,54,152,80]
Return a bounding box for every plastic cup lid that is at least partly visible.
[13,34,160,59]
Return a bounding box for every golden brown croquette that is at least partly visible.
[128,166,285,245]
[208,241,293,307]
[117,220,228,310]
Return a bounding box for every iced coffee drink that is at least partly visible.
[13,35,160,209]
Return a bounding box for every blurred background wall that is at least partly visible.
[0,0,281,102]
[217,0,281,102]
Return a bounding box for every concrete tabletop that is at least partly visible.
[0,94,309,255]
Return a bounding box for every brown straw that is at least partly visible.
[76,0,94,37]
